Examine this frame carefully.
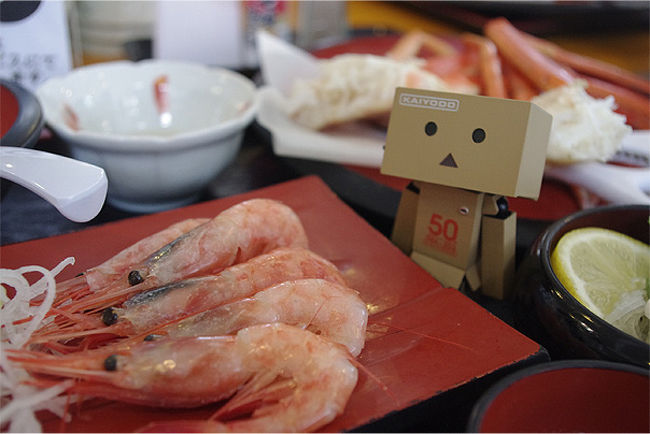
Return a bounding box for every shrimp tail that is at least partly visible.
[211,373,295,421]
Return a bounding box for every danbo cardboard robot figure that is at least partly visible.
[381,87,551,299]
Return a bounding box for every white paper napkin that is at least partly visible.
[255,31,385,167]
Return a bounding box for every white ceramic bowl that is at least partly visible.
[37,60,258,212]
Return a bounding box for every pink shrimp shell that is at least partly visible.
[13,324,358,433]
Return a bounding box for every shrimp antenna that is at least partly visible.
[27,326,119,345]
[54,274,90,298]
[30,306,101,338]
[7,355,115,382]
[53,279,151,314]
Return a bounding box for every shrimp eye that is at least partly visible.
[104,354,118,371]
[101,307,118,326]
[425,121,437,136]
[144,334,157,341]
[128,270,144,286]
[472,128,486,143]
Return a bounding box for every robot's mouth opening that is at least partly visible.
[439,153,458,168]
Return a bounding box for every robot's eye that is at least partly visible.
[472,128,486,143]
[425,122,437,136]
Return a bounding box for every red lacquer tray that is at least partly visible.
[0,176,543,432]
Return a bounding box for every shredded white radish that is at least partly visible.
[1,257,75,433]
[605,290,650,344]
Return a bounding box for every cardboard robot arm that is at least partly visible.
[390,181,419,255]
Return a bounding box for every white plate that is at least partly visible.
[256,30,385,168]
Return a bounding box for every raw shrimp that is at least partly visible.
[164,278,368,356]
[11,323,358,433]
[55,218,209,303]
[52,199,308,315]
[30,248,347,349]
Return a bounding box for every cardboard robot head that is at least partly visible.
[381,87,552,199]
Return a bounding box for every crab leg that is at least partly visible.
[502,60,538,100]
[484,17,573,91]
[485,17,649,129]
[523,33,650,95]
[462,33,506,98]
[386,30,457,60]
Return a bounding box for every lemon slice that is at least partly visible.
[551,227,649,319]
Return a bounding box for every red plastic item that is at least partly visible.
[476,364,649,433]
[0,84,20,138]
[0,176,543,432]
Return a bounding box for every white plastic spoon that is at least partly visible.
[0,147,108,222]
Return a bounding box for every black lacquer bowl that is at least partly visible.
[513,204,650,368]
[1,79,45,198]
[467,359,649,433]
[0,79,43,148]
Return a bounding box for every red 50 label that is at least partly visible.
[424,213,458,256]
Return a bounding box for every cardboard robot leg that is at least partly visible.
[410,250,481,290]
[480,211,517,299]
